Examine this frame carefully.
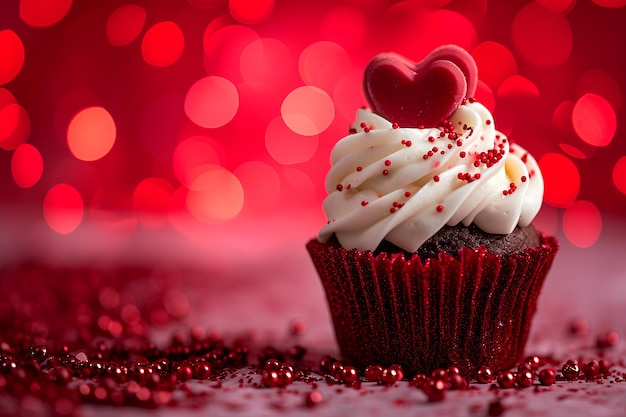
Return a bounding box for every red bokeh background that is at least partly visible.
[1,0,625,250]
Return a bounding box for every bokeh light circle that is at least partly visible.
[591,0,626,7]
[497,75,540,98]
[229,0,274,25]
[571,93,616,147]
[173,136,224,187]
[471,41,517,91]
[141,21,185,67]
[535,0,576,13]
[0,30,25,85]
[43,183,84,234]
[67,106,116,161]
[538,153,580,208]
[203,24,260,81]
[562,200,602,248]
[11,143,43,188]
[265,116,319,165]
[299,41,351,93]
[0,103,31,151]
[240,38,293,90]
[613,156,626,195]
[19,0,72,28]
[281,86,334,136]
[575,69,622,113]
[133,177,174,229]
[234,161,281,212]
[185,166,244,223]
[511,3,572,67]
[184,76,239,128]
[106,4,146,47]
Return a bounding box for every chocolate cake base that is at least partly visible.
[307,227,558,377]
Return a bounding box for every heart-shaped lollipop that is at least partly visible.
[363,45,478,128]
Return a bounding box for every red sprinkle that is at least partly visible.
[436,205,444,212]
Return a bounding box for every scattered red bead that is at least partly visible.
[538,368,556,386]
[364,365,383,383]
[476,366,494,384]
[496,371,515,389]
[305,391,323,408]
[562,361,580,381]
[421,378,446,402]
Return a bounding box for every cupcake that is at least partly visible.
[306,45,558,377]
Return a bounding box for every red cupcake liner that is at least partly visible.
[306,235,558,377]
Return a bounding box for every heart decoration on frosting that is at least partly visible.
[363,45,478,128]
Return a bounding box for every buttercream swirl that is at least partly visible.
[318,101,544,252]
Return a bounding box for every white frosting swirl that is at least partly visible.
[318,101,544,252]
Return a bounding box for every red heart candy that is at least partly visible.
[363,45,478,128]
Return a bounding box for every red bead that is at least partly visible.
[175,362,193,382]
[421,378,446,402]
[523,356,542,370]
[305,391,323,408]
[488,400,505,416]
[476,366,494,384]
[496,371,515,389]
[597,331,620,348]
[264,358,281,372]
[340,366,358,384]
[409,373,428,388]
[569,317,589,336]
[364,365,382,382]
[316,356,330,372]
[330,362,344,379]
[261,370,281,388]
[516,370,534,388]
[599,359,612,375]
[448,374,468,390]
[562,362,580,380]
[193,361,211,380]
[379,367,399,386]
[583,360,600,379]
[279,368,294,387]
[388,364,404,381]
[538,368,556,386]
[446,365,460,376]
[430,368,448,382]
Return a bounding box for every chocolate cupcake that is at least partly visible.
[307,45,558,377]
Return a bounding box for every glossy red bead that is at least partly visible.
[421,378,446,402]
[379,367,399,386]
[340,366,358,384]
[538,368,556,386]
[448,374,468,390]
[516,370,534,388]
[193,361,211,380]
[562,362,580,380]
[364,365,383,382]
[496,371,515,389]
[476,366,494,384]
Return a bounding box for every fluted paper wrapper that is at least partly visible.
[307,236,558,377]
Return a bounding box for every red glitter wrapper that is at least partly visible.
[306,235,558,377]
